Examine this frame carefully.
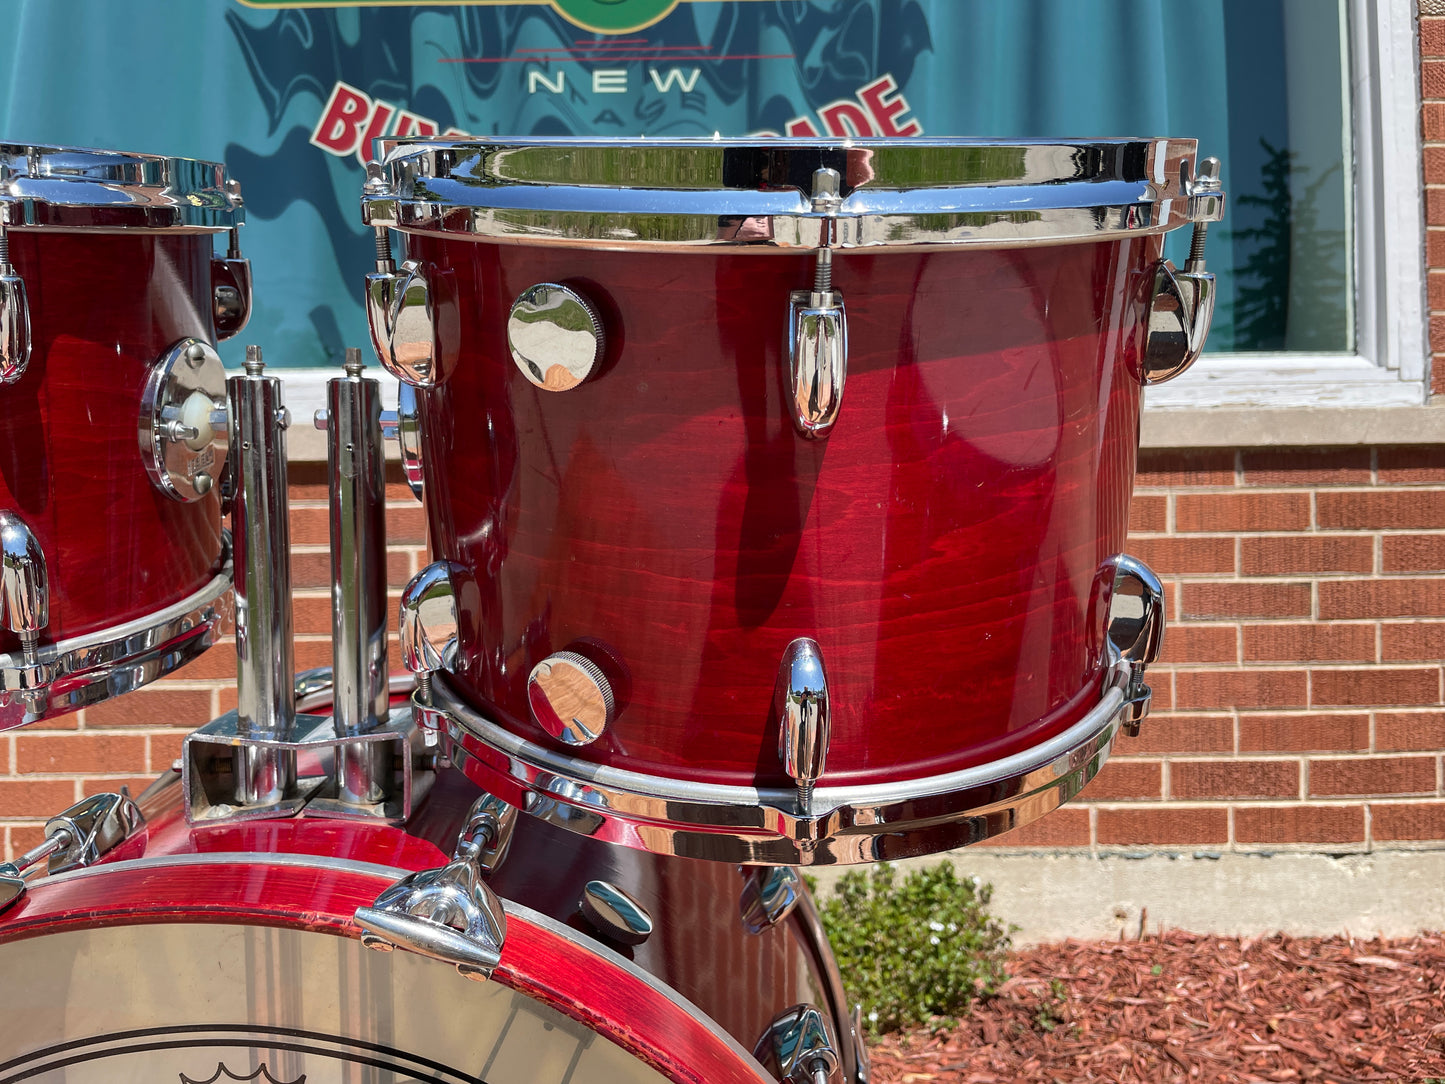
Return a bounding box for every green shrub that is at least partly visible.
[812,862,1012,1036]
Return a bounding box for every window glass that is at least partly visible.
[0,0,1351,363]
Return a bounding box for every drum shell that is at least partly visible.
[413,234,1149,788]
[0,771,847,1083]
[0,230,224,650]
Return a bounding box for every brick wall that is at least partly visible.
[984,448,1445,853]
[1425,11,1445,394]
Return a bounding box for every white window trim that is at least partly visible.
[1145,0,1428,412]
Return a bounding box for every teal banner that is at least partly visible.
[0,2,1333,362]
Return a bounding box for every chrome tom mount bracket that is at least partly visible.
[140,338,229,502]
[1107,554,1166,737]
[787,167,848,438]
[0,791,143,914]
[1140,155,1225,385]
[210,179,253,341]
[354,793,514,981]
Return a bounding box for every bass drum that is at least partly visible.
[0,768,863,1084]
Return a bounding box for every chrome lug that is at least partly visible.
[1108,554,1165,737]
[774,637,831,812]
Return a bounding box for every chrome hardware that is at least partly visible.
[579,879,653,946]
[140,338,228,503]
[400,562,458,676]
[741,866,802,933]
[354,795,510,980]
[469,791,518,873]
[775,638,831,812]
[507,283,605,392]
[362,137,1206,251]
[527,650,614,746]
[380,382,424,499]
[756,1005,839,1084]
[429,659,1140,865]
[1140,155,1224,385]
[851,1005,871,1084]
[325,348,390,808]
[1108,554,1166,737]
[0,510,46,670]
[211,190,252,341]
[364,205,446,387]
[227,346,302,809]
[0,220,30,384]
[0,791,143,914]
[787,168,848,438]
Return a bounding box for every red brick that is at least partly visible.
[1127,536,1235,576]
[1159,625,1237,665]
[1176,493,1311,533]
[83,688,212,729]
[1239,712,1369,753]
[1180,582,1311,620]
[976,807,1090,848]
[288,506,330,546]
[168,639,237,680]
[1428,59,1445,99]
[1128,495,1167,533]
[1309,756,1437,796]
[1122,714,1234,755]
[386,505,428,544]
[147,730,192,772]
[0,779,76,818]
[1378,446,1445,483]
[1171,759,1299,800]
[14,733,148,775]
[1081,760,1162,801]
[1430,226,1445,263]
[80,776,160,799]
[1371,801,1445,841]
[1425,18,1445,58]
[1135,451,1235,488]
[1319,579,1445,619]
[1381,534,1445,571]
[1234,804,1365,845]
[292,595,332,635]
[1241,623,1375,663]
[1318,491,1445,530]
[291,549,413,590]
[1376,711,1445,751]
[1432,315,1445,356]
[1176,669,1308,710]
[1240,536,1374,576]
[7,825,45,861]
[1380,622,1445,661]
[1150,675,1174,713]
[1432,270,1445,310]
[1096,807,1227,847]
[1240,449,1371,487]
[1431,184,1445,223]
[1310,667,1440,707]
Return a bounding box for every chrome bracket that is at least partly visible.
[740,866,802,933]
[0,510,48,679]
[755,1005,840,1084]
[0,217,31,385]
[0,791,143,914]
[139,338,228,502]
[211,184,252,341]
[786,167,847,438]
[1140,156,1224,385]
[774,637,831,813]
[354,794,510,981]
[380,382,424,500]
[1107,554,1166,737]
[400,561,459,746]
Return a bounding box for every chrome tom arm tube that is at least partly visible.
[227,345,297,806]
[326,347,390,805]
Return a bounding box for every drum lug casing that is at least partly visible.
[354,794,510,980]
[1140,156,1225,385]
[0,219,30,385]
[399,561,459,744]
[756,1004,841,1084]
[0,790,143,913]
[740,866,802,933]
[0,510,48,677]
[210,257,252,340]
[1107,554,1166,737]
[787,167,848,438]
[774,637,832,813]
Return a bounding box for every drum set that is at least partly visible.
[0,137,1223,1082]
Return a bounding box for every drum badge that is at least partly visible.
[179,1065,304,1084]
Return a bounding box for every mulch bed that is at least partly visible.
[869,931,1445,1083]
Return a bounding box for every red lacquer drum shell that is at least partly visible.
[0,770,857,1083]
[0,144,245,729]
[369,138,1198,863]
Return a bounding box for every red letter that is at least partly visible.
[858,74,922,137]
[818,100,877,138]
[785,115,821,137]
[310,81,372,156]
[394,112,439,139]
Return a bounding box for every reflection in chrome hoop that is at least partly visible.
[430,660,1144,866]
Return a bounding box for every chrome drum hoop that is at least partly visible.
[429,663,1138,866]
[0,558,232,729]
[364,136,1204,252]
[0,143,245,233]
